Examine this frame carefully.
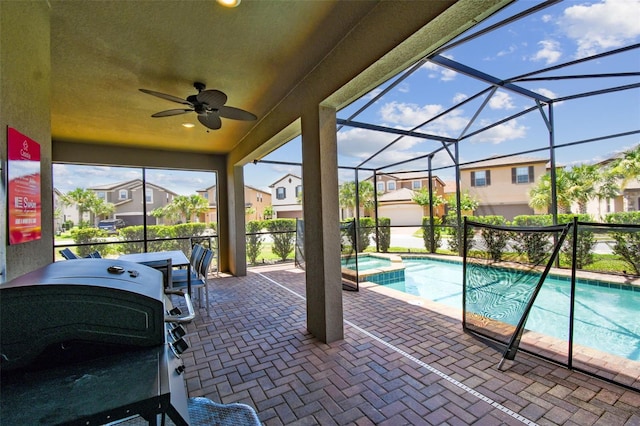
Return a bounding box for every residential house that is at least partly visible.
[270,174,303,219]
[197,185,272,224]
[197,185,218,224]
[372,172,446,226]
[89,179,177,226]
[460,156,549,220]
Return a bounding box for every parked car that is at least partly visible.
[98,218,126,234]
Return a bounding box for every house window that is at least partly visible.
[387,181,396,191]
[145,190,153,204]
[412,180,421,190]
[276,187,286,200]
[96,191,106,200]
[512,166,534,184]
[377,182,384,192]
[471,170,491,187]
[257,193,262,202]
[203,192,208,200]
[295,185,302,198]
[119,189,127,200]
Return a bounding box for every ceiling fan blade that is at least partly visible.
[151,109,193,117]
[198,113,222,130]
[196,89,227,107]
[218,105,257,121]
[139,89,192,106]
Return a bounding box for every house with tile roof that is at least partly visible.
[373,172,446,226]
[269,174,303,219]
[89,179,178,226]
[197,184,272,224]
[459,156,549,220]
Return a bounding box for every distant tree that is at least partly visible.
[153,194,208,223]
[608,144,640,188]
[530,163,617,214]
[567,164,600,214]
[265,219,296,261]
[528,169,572,213]
[339,181,376,215]
[263,205,273,220]
[446,191,479,213]
[246,220,264,264]
[61,188,114,227]
[412,187,445,215]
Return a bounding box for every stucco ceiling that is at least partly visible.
[49,0,508,157]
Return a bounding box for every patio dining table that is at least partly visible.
[119,250,191,296]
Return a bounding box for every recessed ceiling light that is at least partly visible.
[216,0,241,7]
[182,123,195,128]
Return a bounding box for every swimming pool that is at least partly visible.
[341,255,392,270]
[384,257,640,362]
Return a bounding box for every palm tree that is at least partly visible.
[528,168,572,213]
[338,181,376,217]
[154,194,209,223]
[609,144,640,188]
[566,164,600,214]
[61,188,114,227]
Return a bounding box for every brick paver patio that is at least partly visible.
[180,263,640,425]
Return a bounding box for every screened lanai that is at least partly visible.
[252,0,640,391]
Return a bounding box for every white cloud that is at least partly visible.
[488,91,516,110]
[474,119,527,144]
[398,83,410,93]
[440,68,457,82]
[541,14,553,23]
[420,61,457,81]
[452,93,468,104]
[560,0,640,58]
[531,39,562,64]
[496,44,517,57]
[533,87,563,105]
[337,127,427,168]
[379,101,443,127]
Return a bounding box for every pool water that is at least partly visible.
[341,255,392,270]
[385,258,640,362]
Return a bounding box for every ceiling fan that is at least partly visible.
[139,82,257,130]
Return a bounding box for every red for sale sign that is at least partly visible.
[7,127,42,244]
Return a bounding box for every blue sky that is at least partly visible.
[54,0,639,195]
[247,0,640,190]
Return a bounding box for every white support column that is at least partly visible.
[301,105,344,343]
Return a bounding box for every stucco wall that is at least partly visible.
[1,1,53,281]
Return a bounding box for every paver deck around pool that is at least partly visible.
[180,263,640,425]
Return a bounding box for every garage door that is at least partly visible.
[379,204,423,226]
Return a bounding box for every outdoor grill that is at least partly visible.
[0,259,195,425]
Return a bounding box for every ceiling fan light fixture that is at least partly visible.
[216,0,241,8]
[182,123,195,128]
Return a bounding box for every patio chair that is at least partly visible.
[187,397,260,426]
[171,247,213,314]
[85,251,102,258]
[172,244,204,283]
[59,248,80,260]
[189,236,212,250]
[139,258,173,289]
